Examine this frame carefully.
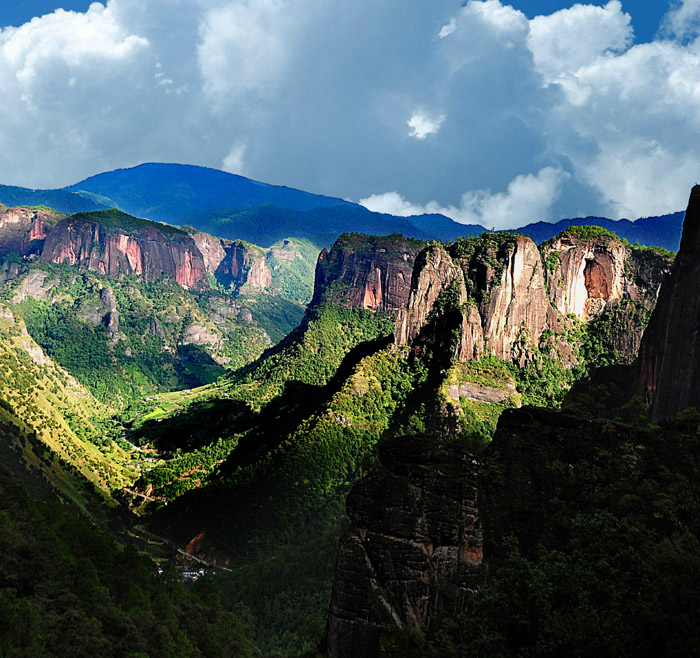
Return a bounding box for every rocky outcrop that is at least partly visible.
[470,235,553,363]
[396,236,555,364]
[192,232,271,292]
[396,232,672,367]
[0,260,27,283]
[326,434,482,658]
[635,186,700,421]
[542,231,671,361]
[328,403,700,655]
[0,304,51,366]
[543,233,628,321]
[0,206,63,257]
[312,233,424,312]
[394,245,472,354]
[41,211,208,290]
[78,286,120,342]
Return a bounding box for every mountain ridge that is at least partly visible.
[0,162,685,251]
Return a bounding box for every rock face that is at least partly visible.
[469,235,553,363]
[192,232,272,292]
[312,233,424,312]
[542,232,670,360]
[635,186,700,421]
[543,233,628,321]
[0,206,63,257]
[328,403,700,656]
[396,236,555,364]
[396,232,672,366]
[326,434,482,658]
[41,211,208,290]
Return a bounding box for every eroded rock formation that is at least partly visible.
[635,185,700,421]
[0,206,63,257]
[326,434,482,658]
[396,232,672,366]
[192,232,272,292]
[312,234,424,312]
[41,212,208,290]
[543,234,628,321]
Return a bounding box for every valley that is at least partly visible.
[0,165,698,657]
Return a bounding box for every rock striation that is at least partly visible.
[192,232,272,293]
[396,231,672,366]
[312,233,424,312]
[635,185,700,421]
[0,205,63,257]
[41,211,208,290]
[395,236,555,364]
[326,434,482,658]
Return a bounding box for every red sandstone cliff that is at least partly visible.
[0,205,63,257]
[396,231,671,366]
[192,232,271,292]
[41,211,208,290]
[311,233,424,312]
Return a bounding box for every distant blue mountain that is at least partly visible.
[0,162,684,251]
[0,184,108,214]
[63,162,487,247]
[516,213,684,252]
[65,162,355,221]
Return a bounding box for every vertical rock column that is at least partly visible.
[635,185,700,422]
[326,434,483,658]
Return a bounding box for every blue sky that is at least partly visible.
[2,1,671,41]
[0,1,698,228]
[511,1,670,41]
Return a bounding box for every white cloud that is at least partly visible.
[222,142,246,175]
[661,0,700,42]
[0,0,698,226]
[1,4,148,96]
[197,0,298,106]
[360,167,571,230]
[358,191,427,217]
[528,0,633,84]
[407,111,445,140]
[438,18,456,39]
[544,34,700,218]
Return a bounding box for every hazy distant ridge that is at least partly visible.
[0,163,684,251]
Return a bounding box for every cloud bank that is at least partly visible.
[0,0,699,228]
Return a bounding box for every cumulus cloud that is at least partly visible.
[0,0,698,226]
[528,1,633,84]
[407,111,445,140]
[661,0,700,42]
[360,167,571,230]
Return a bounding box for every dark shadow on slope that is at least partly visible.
[217,333,395,476]
[175,344,228,388]
[129,398,256,452]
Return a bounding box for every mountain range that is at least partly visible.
[1,165,700,656]
[0,162,685,250]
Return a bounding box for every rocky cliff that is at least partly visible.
[327,401,700,656]
[395,235,555,364]
[192,232,272,292]
[326,434,482,658]
[41,210,208,290]
[635,186,700,421]
[542,229,671,360]
[396,231,672,367]
[312,233,424,312]
[0,205,63,257]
